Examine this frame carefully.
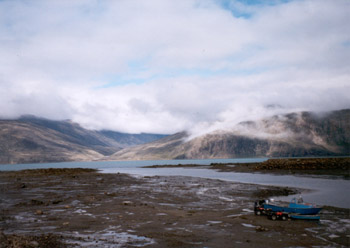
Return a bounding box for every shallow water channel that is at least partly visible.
[1,158,349,208]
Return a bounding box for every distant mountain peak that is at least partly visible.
[106,109,350,161]
[1,109,349,164]
[0,117,168,164]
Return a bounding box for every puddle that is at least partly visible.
[73,209,95,218]
[242,208,254,213]
[227,214,242,218]
[73,209,86,214]
[242,223,256,228]
[64,229,155,247]
[218,196,233,202]
[207,221,222,225]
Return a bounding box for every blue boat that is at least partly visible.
[261,197,322,215]
[290,214,321,220]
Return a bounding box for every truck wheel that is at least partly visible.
[255,210,261,216]
[271,215,277,221]
[282,215,287,221]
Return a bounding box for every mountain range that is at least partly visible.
[0,116,167,164]
[1,109,349,164]
[105,109,350,160]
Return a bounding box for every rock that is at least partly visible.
[36,210,43,215]
[255,226,268,232]
[0,232,7,248]
[122,201,133,206]
[29,240,39,247]
[104,192,117,197]
[31,199,44,205]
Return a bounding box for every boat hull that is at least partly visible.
[290,214,321,220]
[263,203,322,215]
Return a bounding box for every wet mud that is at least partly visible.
[0,168,349,247]
[147,157,350,179]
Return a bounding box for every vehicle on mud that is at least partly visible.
[254,198,321,221]
[254,199,268,216]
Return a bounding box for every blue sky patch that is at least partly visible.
[216,0,293,18]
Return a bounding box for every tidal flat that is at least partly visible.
[0,168,349,247]
[145,157,350,178]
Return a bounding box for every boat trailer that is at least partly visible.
[254,199,321,221]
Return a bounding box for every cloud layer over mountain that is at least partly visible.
[1,0,349,134]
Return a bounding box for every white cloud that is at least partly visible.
[0,0,349,134]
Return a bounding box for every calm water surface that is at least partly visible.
[0,158,265,170]
[1,158,349,208]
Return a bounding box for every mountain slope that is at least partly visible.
[99,130,168,148]
[16,116,123,155]
[0,116,168,164]
[103,132,189,160]
[1,109,348,164]
[0,120,104,164]
[106,109,350,160]
[17,116,168,150]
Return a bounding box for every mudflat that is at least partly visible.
[147,157,350,178]
[0,168,349,247]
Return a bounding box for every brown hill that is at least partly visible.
[106,109,350,160]
[1,109,348,164]
[0,116,167,164]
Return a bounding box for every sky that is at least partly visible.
[0,0,349,135]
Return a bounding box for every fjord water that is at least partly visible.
[0,158,264,171]
[1,158,349,208]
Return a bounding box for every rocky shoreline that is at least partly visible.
[146,157,350,178]
[0,168,349,247]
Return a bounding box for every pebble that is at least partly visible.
[29,241,39,247]
[255,226,268,232]
[36,210,43,215]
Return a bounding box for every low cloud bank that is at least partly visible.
[0,0,349,135]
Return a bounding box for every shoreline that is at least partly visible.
[0,168,349,247]
[144,157,350,178]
